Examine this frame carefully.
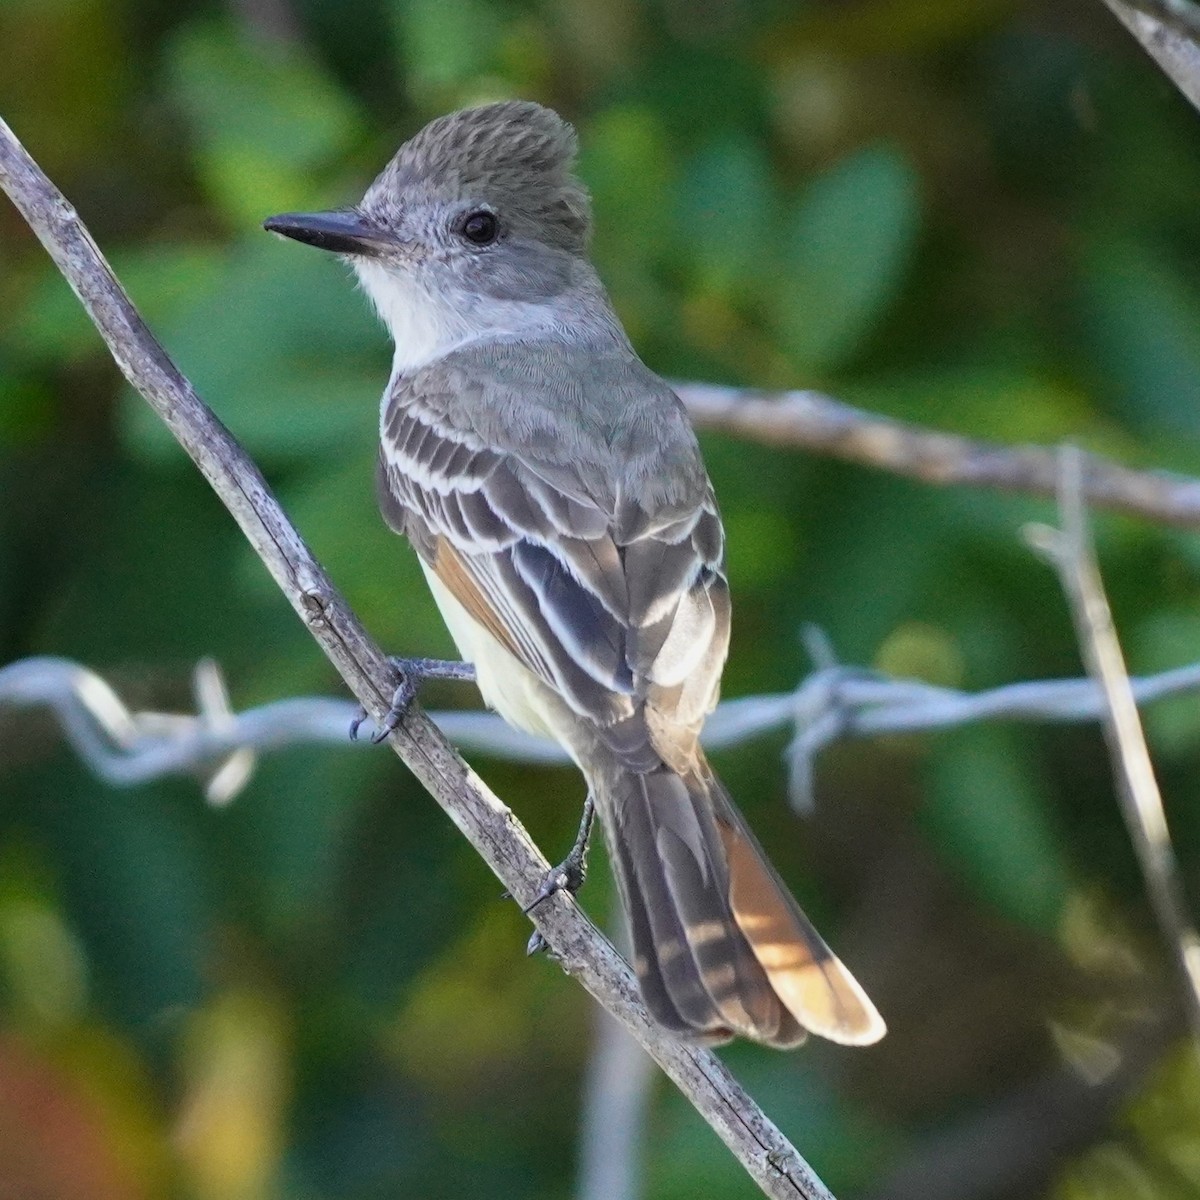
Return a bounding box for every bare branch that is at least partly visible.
[0,117,839,1200]
[1101,0,1200,112]
[676,383,1200,531]
[1027,446,1200,1044]
[1128,0,1200,37]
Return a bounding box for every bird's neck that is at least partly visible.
[353,258,625,380]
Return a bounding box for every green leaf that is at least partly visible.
[32,462,290,669]
[844,361,1098,445]
[677,134,775,292]
[34,775,214,1029]
[652,1053,897,1197]
[393,0,503,95]
[15,244,228,366]
[1129,608,1200,756]
[582,106,675,261]
[1125,1042,1200,1192]
[166,22,362,226]
[1055,1039,1200,1199]
[119,239,384,461]
[1077,235,1200,438]
[922,726,1073,932]
[0,368,53,444]
[776,143,920,372]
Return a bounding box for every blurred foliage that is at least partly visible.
[3,0,1200,1197]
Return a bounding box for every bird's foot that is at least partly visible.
[521,794,596,956]
[349,656,476,743]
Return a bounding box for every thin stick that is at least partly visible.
[1027,447,1200,1044]
[0,116,835,1200]
[677,383,1200,531]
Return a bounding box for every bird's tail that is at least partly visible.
[590,750,885,1048]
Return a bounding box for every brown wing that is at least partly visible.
[713,782,887,1045]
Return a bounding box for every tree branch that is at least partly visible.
[676,383,1200,531]
[1100,0,1200,113]
[1027,447,1200,1045]
[0,116,833,1200]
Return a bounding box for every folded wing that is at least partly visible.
[377,354,729,764]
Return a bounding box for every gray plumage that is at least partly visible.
[361,101,591,257]
[264,101,886,1048]
[377,338,730,775]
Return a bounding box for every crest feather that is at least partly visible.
[363,101,591,253]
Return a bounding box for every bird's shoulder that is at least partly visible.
[384,336,709,516]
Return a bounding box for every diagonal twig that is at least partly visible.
[0,115,837,1200]
[1099,0,1200,111]
[1026,446,1200,1045]
[1099,0,1200,114]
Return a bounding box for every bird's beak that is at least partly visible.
[263,208,396,257]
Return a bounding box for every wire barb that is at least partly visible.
[10,644,1200,828]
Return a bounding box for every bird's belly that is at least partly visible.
[420,562,562,741]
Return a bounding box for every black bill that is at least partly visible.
[263,208,396,257]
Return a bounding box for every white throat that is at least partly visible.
[353,258,571,380]
[353,258,477,376]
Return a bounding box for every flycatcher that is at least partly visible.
[265,101,884,1048]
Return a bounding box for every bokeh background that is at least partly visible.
[4,0,1200,1197]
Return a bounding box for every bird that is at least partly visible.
[264,100,885,1048]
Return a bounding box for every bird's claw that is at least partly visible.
[516,855,583,957]
[518,794,596,956]
[348,656,475,742]
[522,856,586,916]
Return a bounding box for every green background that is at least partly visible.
[3,0,1200,1196]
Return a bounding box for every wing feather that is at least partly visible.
[377,353,729,762]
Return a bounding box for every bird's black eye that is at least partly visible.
[460,210,499,246]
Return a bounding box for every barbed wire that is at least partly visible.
[5,633,1200,812]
